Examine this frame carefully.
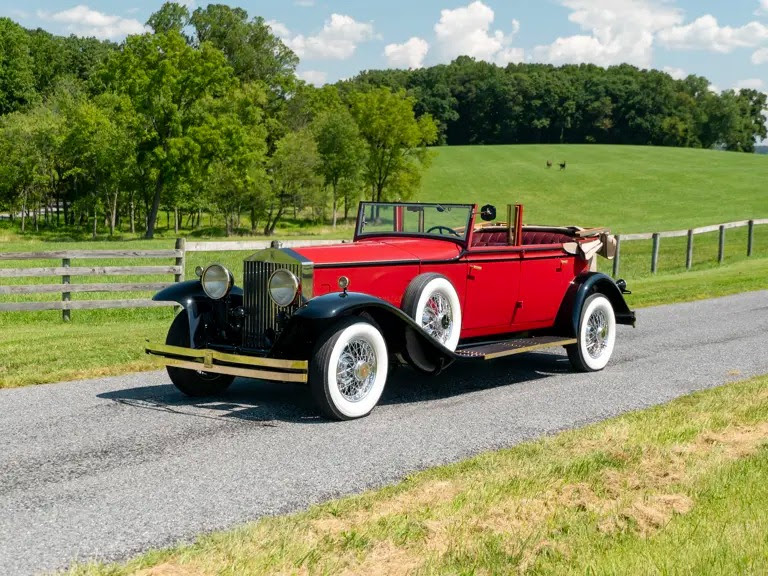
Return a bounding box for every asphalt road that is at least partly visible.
[2,291,768,575]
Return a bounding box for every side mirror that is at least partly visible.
[480,204,496,222]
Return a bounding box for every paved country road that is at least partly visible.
[2,291,768,575]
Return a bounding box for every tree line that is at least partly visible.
[1,3,765,239]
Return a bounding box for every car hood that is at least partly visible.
[293,238,462,267]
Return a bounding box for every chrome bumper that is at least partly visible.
[145,343,308,383]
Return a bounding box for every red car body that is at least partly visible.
[147,202,635,420]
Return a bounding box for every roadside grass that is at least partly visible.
[67,374,768,575]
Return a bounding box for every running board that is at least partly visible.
[455,336,577,360]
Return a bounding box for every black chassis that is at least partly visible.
[151,271,635,378]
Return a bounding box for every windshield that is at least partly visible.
[356,202,474,242]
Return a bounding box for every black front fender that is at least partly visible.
[275,292,456,373]
[555,272,636,337]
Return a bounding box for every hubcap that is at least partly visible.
[336,338,377,402]
[422,292,453,345]
[585,308,609,359]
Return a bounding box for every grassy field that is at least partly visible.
[1,144,766,388]
[67,374,768,575]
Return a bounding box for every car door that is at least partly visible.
[460,247,522,339]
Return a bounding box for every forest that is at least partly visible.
[0,2,765,238]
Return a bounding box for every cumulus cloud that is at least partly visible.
[267,20,291,39]
[658,15,768,52]
[286,14,375,60]
[663,66,687,80]
[533,0,682,67]
[384,37,430,68]
[299,70,327,86]
[753,47,768,64]
[735,78,765,91]
[433,1,524,65]
[757,0,768,16]
[38,5,147,39]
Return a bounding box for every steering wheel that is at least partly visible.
[426,225,461,237]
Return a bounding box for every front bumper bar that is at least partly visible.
[145,343,308,383]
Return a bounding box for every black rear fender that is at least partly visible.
[274,292,454,373]
[555,272,636,337]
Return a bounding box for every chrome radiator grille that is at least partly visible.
[243,259,303,350]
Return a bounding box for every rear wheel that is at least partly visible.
[567,293,616,372]
[165,313,234,397]
[310,317,388,420]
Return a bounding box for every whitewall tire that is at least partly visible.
[567,293,616,372]
[310,317,389,420]
[402,273,462,352]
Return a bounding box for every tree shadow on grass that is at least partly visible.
[98,351,570,425]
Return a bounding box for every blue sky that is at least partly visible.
[3,0,768,94]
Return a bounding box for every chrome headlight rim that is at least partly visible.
[268,268,299,307]
[201,264,234,300]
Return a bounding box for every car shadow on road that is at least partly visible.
[98,352,570,425]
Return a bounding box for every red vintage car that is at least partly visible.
[147,202,635,420]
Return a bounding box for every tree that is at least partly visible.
[102,31,234,238]
[264,129,320,235]
[146,2,190,35]
[0,18,38,114]
[312,107,364,227]
[350,87,438,204]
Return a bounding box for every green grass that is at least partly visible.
[67,375,768,575]
[421,145,768,233]
[1,144,766,388]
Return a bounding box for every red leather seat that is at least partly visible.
[471,228,572,247]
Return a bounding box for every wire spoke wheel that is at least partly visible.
[585,309,609,358]
[336,337,378,402]
[421,292,453,345]
[567,293,616,372]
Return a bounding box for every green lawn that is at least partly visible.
[67,375,768,575]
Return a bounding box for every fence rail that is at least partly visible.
[612,219,768,277]
[0,238,185,319]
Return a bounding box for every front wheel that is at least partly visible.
[165,313,234,397]
[567,293,616,372]
[310,317,389,420]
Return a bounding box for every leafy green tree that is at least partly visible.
[350,87,438,204]
[146,2,190,35]
[264,129,321,235]
[312,107,364,227]
[0,18,38,114]
[102,31,234,238]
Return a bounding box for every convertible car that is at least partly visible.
[146,202,635,420]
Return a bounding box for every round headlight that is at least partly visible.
[269,269,299,307]
[201,264,233,300]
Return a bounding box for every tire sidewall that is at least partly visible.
[577,294,616,371]
[323,321,389,419]
[412,276,462,351]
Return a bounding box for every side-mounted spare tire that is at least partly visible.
[165,313,234,397]
[400,273,462,373]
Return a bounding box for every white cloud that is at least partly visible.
[534,0,682,68]
[286,14,375,60]
[267,20,291,39]
[38,5,147,40]
[659,15,768,52]
[384,37,430,68]
[735,78,765,91]
[299,70,327,86]
[753,47,768,64]
[757,0,768,16]
[295,0,315,6]
[433,2,524,65]
[663,66,687,80]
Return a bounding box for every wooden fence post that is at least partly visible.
[612,235,621,278]
[718,225,725,264]
[651,233,660,274]
[174,238,186,283]
[62,258,71,322]
[747,220,754,257]
[686,229,694,270]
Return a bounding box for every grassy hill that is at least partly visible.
[421,145,767,233]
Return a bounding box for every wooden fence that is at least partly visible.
[612,219,768,278]
[0,238,186,320]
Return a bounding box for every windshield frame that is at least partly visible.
[354,202,477,245]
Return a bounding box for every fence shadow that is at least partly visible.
[97,351,569,425]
